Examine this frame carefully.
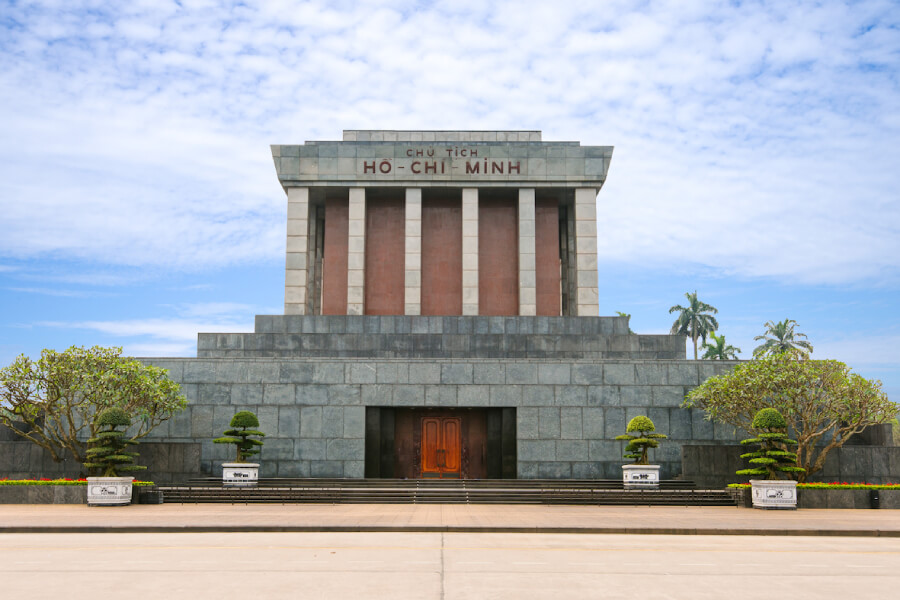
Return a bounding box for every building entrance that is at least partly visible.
[421,416,461,478]
[364,407,517,479]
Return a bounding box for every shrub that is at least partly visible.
[615,416,667,465]
[82,407,147,477]
[213,411,265,463]
[737,408,805,480]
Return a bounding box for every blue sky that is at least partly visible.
[1,0,898,400]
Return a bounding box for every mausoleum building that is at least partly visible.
[130,130,743,482]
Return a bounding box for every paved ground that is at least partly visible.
[2,503,900,536]
[2,531,899,599]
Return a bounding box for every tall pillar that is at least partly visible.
[462,188,479,315]
[574,188,600,316]
[347,188,366,315]
[518,189,536,316]
[404,188,422,315]
[285,187,310,315]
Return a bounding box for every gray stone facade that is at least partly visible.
[131,336,739,480]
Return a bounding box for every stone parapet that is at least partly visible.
[196,316,685,360]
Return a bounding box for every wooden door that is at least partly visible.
[421,417,461,478]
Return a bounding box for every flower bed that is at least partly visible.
[0,478,156,504]
[0,478,154,486]
[727,482,900,509]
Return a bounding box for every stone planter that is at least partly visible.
[622,464,660,489]
[86,477,134,506]
[750,479,797,510]
[223,463,259,487]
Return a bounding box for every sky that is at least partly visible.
[1,0,898,400]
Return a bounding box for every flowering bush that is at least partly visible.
[0,478,153,486]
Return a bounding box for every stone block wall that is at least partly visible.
[197,315,685,360]
[132,357,739,480]
[0,439,201,484]
[682,444,900,488]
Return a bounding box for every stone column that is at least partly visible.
[574,188,599,316]
[347,188,366,315]
[285,187,310,315]
[462,188,479,315]
[404,188,422,315]
[518,188,536,316]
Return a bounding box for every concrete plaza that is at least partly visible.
[2,503,900,536]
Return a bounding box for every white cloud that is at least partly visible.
[0,0,897,285]
[7,287,114,298]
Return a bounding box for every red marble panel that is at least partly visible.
[478,193,518,315]
[422,192,462,315]
[364,193,405,315]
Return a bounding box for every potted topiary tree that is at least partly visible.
[214,410,265,487]
[83,407,147,506]
[738,407,805,509]
[616,416,668,489]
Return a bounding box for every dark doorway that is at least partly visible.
[365,407,517,479]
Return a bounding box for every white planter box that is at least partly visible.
[86,477,134,506]
[750,479,798,510]
[223,463,259,487]
[622,464,660,489]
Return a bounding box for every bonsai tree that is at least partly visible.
[214,411,265,463]
[616,416,667,465]
[737,408,805,480]
[82,407,147,477]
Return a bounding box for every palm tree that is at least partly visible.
[700,332,741,360]
[752,319,813,358]
[669,291,719,360]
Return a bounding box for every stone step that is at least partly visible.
[159,478,735,506]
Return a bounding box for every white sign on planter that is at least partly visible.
[86,476,134,506]
[750,479,798,510]
[223,463,259,487]
[622,464,660,489]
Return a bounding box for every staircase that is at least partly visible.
[159,478,737,506]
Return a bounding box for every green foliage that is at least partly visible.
[615,312,635,334]
[752,407,787,430]
[700,332,741,360]
[736,408,804,480]
[230,410,260,429]
[684,353,896,481]
[615,416,667,465]
[0,346,187,465]
[626,415,655,433]
[753,319,813,358]
[669,291,719,360]
[214,410,266,463]
[729,483,900,490]
[82,408,147,477]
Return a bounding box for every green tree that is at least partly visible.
[615,311,635,334]
[0,346,187,465]
[684,353,896,481]
[669,291,719,360]
[214,411,266,463]
[615,416,667,465]
[737,408,804,480]
[700,332,741,360]
[83,407,147,477]
[753,319,813,358]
